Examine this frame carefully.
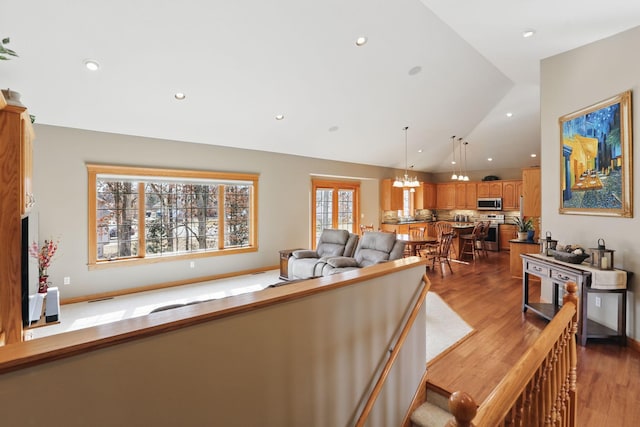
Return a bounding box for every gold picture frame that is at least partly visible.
[559,90,633,217]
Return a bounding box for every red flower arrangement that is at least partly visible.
[29,239,59,293]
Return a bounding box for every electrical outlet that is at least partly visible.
[595,296,601,308]
[63,276,71,285]
[190,261,195,268]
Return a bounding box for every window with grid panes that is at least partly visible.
[88,164,258,268]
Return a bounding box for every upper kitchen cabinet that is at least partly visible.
[502,180,522,211]
[477,181,503,198]
[455,182,477,209]
[380,179,403,211]
[415,182,436,210]
[436,183,455,209]
[522,167,541,217]
[465,182,477,209]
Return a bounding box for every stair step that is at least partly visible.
[410,401,452,427]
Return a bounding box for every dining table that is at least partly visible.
[396,233,438,257]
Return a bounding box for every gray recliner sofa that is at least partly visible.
[319,231,406,276]
[288,229,359,280]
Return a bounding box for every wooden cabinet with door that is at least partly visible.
[454,182,477,209]
[477,181,503,198]
[464,182,477,209]
[499,224,517,251]
[380,179,403,211]
[436,183,455,209]
[0,91,36,345]
[415,182,437,210]
[522,168,541,217]
[502,180,522,210]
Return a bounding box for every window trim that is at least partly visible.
[311,179,360,249]
[87,164,259,270]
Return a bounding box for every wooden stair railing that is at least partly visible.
[445,282,578,427]
[354,273,432,427]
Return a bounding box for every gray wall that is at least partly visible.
[0,264,427,427]
[33,125,410,299]
[541,26,640,340]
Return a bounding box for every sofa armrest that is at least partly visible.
[325,256,359,268]
[292,250,319,259]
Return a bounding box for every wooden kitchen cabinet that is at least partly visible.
[422,183,436,209]
[465,182,476,209]
[477,181,503,198]
[454,182,466,208]
[499,224,517,251]
[436,183,455,209]
[522,167,541,217]
[502,180,522,210]
[0,91,36,344]
[380,179,403,211]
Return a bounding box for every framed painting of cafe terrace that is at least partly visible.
[559,90,633,217]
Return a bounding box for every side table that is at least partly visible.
[279,248,302,280]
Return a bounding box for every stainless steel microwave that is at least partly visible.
[477,198,502,211]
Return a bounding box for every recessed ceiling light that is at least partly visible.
[531,153,537,158]
[275,114,285,120]
[487,157,493,162]
[174,92,186,100]
[408,66,422,76]
[418,149,423,153]
[355,36,368,46]
[506,112,513,118]
[328,125,339,132]
[522,29,536,38]
[84,59,100,71]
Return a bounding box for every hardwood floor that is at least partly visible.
[425,251,640,426]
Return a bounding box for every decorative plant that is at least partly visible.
[514,217,534,232]
[29,239,59,277]
[0,37,18,60]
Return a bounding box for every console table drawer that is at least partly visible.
[525,261,550,277]
[550,269,580,285]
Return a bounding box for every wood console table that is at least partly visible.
[521,253,627,346]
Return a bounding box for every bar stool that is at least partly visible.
[476,221,490,258]
[459,222,484,261]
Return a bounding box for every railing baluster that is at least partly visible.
[442,282,578,427]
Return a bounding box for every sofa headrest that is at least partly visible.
[358,231,396,253]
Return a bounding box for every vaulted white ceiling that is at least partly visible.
[2,1,639,174]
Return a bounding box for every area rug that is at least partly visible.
[426,292,474,365]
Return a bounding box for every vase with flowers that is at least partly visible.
[29,239,59,293]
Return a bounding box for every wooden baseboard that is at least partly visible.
[627,336,640,353]
[61,264,279,305]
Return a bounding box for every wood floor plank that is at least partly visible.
[424,251,640,426]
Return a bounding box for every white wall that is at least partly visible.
[540,26,640,339]
[0,263,427,427]
[32,125,415,299]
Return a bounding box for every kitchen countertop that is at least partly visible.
[509,239,540,245]
[381,219,433,224]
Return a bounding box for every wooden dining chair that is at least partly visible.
[359,224,374,235]
[423,221,452,255]
[425,231,455,276]
[405,226,426,257]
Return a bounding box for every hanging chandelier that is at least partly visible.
[393,126,421,192]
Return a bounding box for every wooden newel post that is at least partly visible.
[446,391,477,427]
[562,282,578,314]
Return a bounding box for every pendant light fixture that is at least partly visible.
[393,126,420,192]
[462,141,470,181]
[450,135,458,180]
[457,138,465,181]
